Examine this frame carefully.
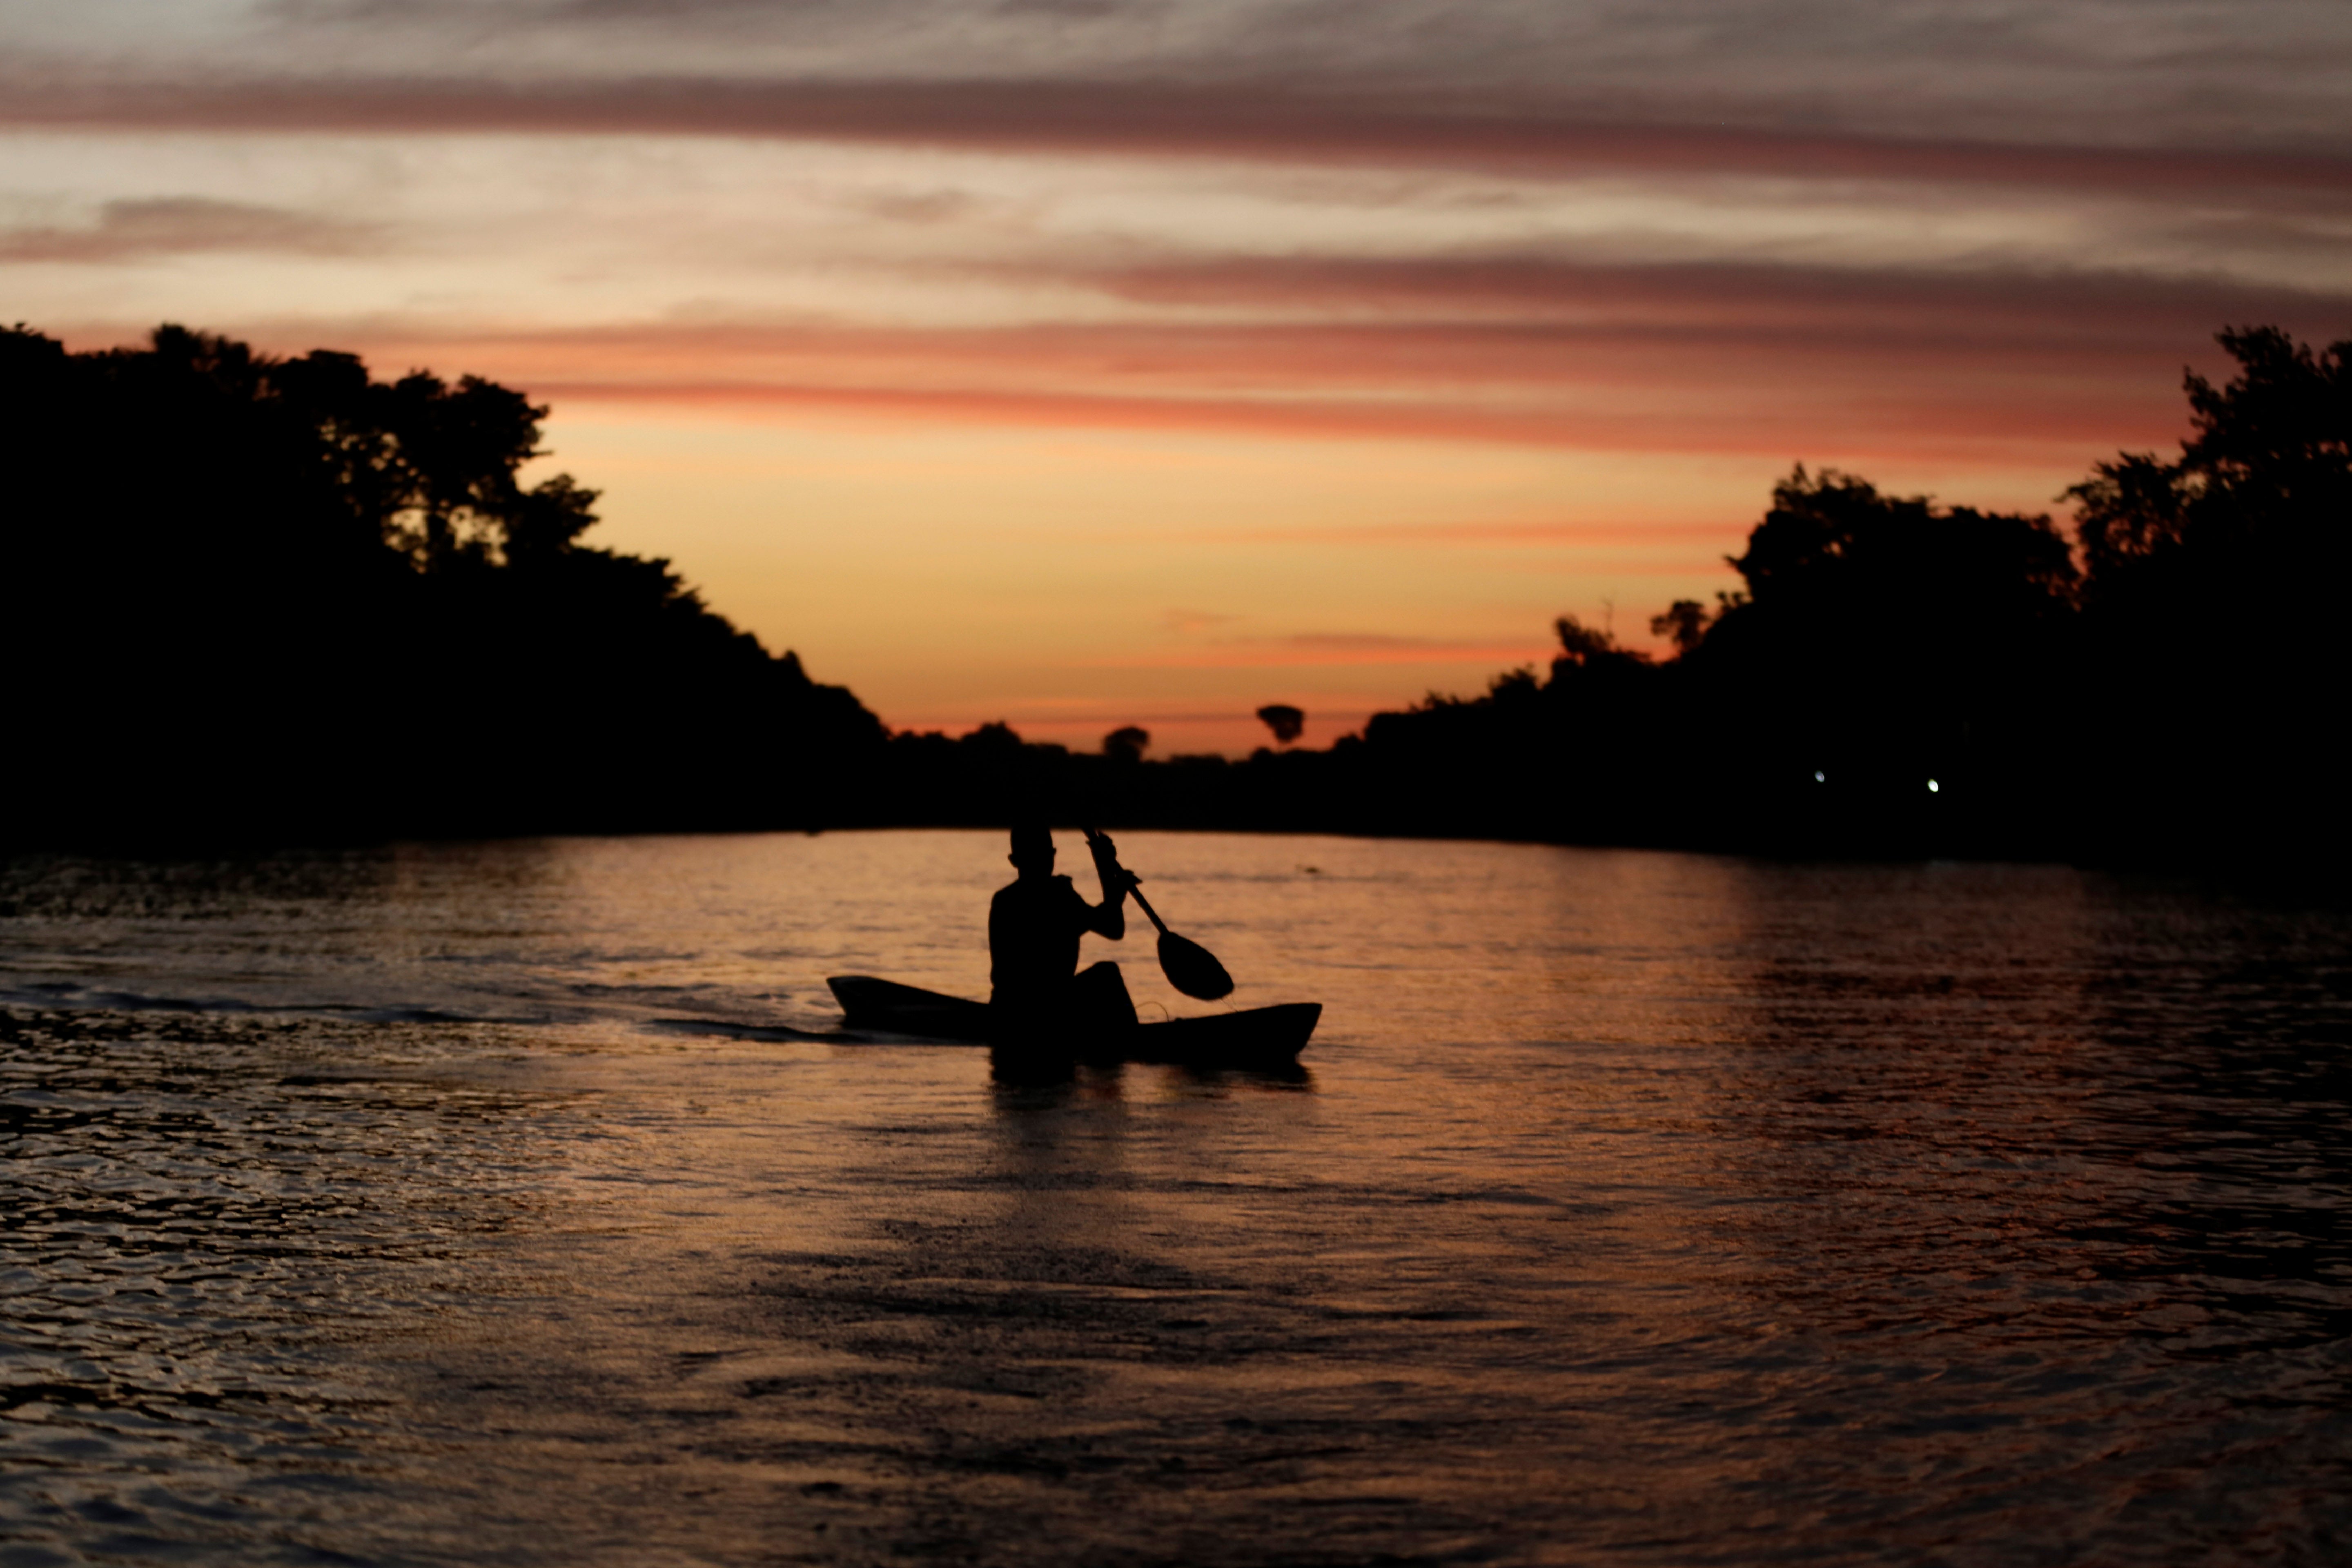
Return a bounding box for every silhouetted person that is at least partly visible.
[989,823,1137,1046]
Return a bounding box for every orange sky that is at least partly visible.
[5,2,2348,752]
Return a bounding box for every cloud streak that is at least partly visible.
[282,283,2250,462]
[23,1,2352,158]
[7,73,2351,200]
[1099,631,1555,669]
[0,197,379,263]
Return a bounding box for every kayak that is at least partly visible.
[825,976,1320,1067]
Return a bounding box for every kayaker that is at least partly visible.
[988,823,1138,1043]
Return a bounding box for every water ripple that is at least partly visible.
[2,836,2349,1564]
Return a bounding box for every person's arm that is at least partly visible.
[1081,829,1131,940]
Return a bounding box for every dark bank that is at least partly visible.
[4,322,2345,872]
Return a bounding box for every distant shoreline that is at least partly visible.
[8,321,2346,874]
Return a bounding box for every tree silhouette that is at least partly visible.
[2061,325,2351,863]
[11,317,2340,869]
[1648,601,1711,655]
[1,323,884,845]
[1256,705,1305,744]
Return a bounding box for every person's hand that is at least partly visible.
[1087,830,1132,885]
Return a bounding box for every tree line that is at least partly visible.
[1,324,882,842]
[854,325,2350,869]
[4,322,2343,867]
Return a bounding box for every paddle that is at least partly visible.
[1083,827,1234,1001]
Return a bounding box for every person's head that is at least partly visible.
[1009,822,1055,879]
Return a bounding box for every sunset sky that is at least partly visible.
[6,1,2347,752]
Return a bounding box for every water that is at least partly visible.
[2,832,2348,1566]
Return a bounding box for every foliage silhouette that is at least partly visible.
[1,324,882,845]
[7,321,2341,869]
[2058,325,2351,864]
[844,327,2341,868]
[1256,705,1305,744]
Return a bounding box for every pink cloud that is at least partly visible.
[234,309,2201,463]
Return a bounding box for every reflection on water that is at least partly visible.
[2,834,2349,1564]
[0,1009,566,1564]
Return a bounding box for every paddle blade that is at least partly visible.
[1157,929,1234,1000]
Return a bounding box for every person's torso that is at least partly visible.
[989,875,1089,1002]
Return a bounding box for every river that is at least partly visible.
[2,831,2347,1566]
